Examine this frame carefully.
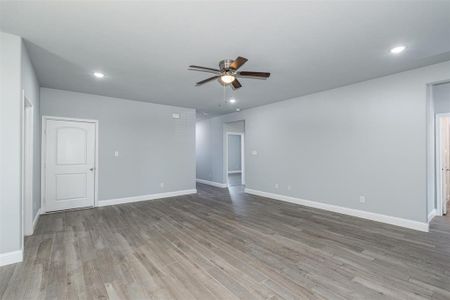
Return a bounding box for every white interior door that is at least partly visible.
[44,118,96,212]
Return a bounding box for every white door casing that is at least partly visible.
[445,119,450,215]
[43,118,97,212]
[437,114,450,216]
[23,95,33,235]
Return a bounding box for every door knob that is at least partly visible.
[89,167,95,171]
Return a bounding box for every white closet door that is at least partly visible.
[44,119,96,212]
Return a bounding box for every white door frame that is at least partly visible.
[436,112,450,216]
[22,91,34,238]
[225,132,245,187]
[41,116,99,213]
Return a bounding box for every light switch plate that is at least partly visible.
[114,151,119,157]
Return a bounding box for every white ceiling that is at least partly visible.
[1,1,450,116]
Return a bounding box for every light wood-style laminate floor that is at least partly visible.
[1,184,450,299]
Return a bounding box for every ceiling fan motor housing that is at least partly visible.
[219,59,234,71]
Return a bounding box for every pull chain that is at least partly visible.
[223,84,226,105]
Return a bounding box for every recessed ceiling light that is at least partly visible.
[390,46,406,54]
[229,98,236,104]
[236,108,241,112]
[93,72,105,78]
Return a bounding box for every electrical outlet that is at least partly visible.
[114,151,119,157]
[251,150,258,156]
[359,196,366,203]
[275,183,279,189]
[160,182,165,188]
[287,185,292,191]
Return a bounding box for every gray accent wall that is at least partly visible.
[196,60,450,223]
[40,88,196,202]
[0,32,22,254]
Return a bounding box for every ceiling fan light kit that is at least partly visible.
[220,74,235,84]
[188,56,270,90]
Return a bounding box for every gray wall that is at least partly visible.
[434,82,450,113]
[0,32,22,254]
[196,119,223,181]
[21,43,40,220]
[41,88,196,201]
[228,135,241,172]
[196,60,450,223]
[224,120,245,133]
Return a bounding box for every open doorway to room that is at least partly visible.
[224,121,245,188]
[227,133,244,187]
[433,81,450,218]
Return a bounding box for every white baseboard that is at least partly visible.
[428,209,437,222]
[196,179,227,188]
[228,170,242,174]
[0,250,23,267]
[245,188,429,232]
[98,189,197,207]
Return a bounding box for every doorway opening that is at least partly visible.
[226,132,244,187]
[433,80,450,219]
[224,121,245,188]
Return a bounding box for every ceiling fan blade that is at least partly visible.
[189,65,221,73]
[230,57,248,70]
[196,76,220,86]
[237,71,270,78]
[231,79,242,90]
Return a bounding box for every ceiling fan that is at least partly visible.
[188,56,270,90]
